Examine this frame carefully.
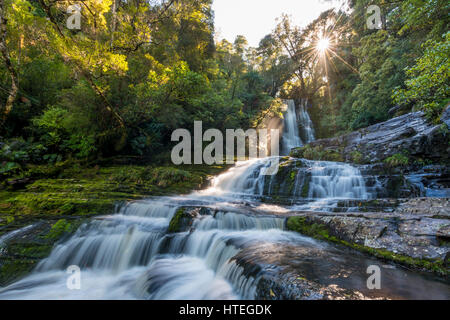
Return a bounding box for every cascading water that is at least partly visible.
[307,160,368,200]
[0,107,448,300]
[297,99,315,145]
[0,159,448,300]
[281,100,303,155]
[281,99,315,155]
[0,196,293,300]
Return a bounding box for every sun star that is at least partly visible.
[317,38,330,52]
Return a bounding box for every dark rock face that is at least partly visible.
[296,107,450,164]
[360,163,450,198]
[234,241,449,300]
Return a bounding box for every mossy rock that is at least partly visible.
[286,216,448,276]
[167,208,197,233]
[301,178,310,198]
[290,145,344,162]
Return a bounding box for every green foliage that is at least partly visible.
[290,145,343,162]
[384,153,410,168]
[350,151,364,164]
[393,32,450,122]
[0,0,449,163]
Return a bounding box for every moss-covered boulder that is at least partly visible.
[167,207,202,233]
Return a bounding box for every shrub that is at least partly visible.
[384,153,409,168]
[290,145,343,162]
[350,151,364,164]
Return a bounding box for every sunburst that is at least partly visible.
[316,38,330,53]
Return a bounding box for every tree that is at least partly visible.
[393,32,450,122]
[0,0,18,122]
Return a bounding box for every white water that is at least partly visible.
[297,99,315,145]
[0,155,375,300]
[1,106,446,300]
[306,160,368,199]
[281,99,315,155]
[281,100,303,155]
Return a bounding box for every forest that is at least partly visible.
[0,0,448,171]
[0,0,449,301]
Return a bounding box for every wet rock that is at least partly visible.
[167,207,201,233]
[394,198,450,217]
[335,199,400,212]
[286,210,450,263]
[292,107,450,164]
[442,105,450,128]
[266,158,448,199]
[233,243,419,300]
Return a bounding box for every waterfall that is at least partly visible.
[203,158,272,197]
[0,157,370,300]
[281,100,303,155]
[281,99,316,155]
[1,122,446,300]
[307,160,368,200]
[1,157,447,300]
[0,197,291,300]
[297,99,315,145]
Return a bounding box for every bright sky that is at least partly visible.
[213,0,343,47]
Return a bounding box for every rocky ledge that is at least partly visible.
[291,106,450,165]
[286,198,449,275]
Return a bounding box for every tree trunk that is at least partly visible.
[110,0,118,48]
[0,0,18,122]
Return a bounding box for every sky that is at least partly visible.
[212,0,344,47]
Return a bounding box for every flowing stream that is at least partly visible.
[0,102,448,300]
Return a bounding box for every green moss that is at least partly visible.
[6,242,53,259]
[286,217,330,239]
[286,216,448,276]
[168,208,187,233]
[290,145,343,162]
[45,219,73,239]
[384,153,410,168]
[0,240,56,286]
[350,151,364,164]
[301,179,310,198]
[0,164,228,222]
[290,171,297,181]
[0,259,37,286]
